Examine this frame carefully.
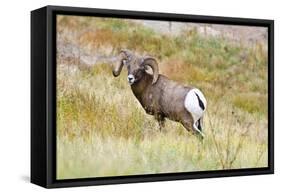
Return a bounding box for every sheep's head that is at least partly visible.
[113,49,159,85]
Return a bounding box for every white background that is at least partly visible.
[0,0,279,193]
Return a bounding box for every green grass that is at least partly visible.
[56,16,268,179]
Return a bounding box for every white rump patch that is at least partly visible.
[184,88,207,122]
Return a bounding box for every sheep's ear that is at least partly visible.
[120,49,132,59]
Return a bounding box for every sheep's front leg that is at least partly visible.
[156,114,165,132]
[158,119,165,131]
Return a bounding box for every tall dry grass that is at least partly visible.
[56,16,268,179]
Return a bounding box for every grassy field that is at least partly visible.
[56,16,268,179]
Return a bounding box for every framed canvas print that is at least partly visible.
[31,5,274,188]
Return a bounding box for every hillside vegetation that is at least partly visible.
[56,16,268,179]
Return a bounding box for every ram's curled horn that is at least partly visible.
[143,57,159,84]
[112,50,129,77]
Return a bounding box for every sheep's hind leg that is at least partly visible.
[193,121,205,139]
[180,114,193,132]
[181,118,204,140]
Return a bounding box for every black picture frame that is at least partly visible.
[31,5,274,188]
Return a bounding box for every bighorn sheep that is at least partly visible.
[113,49,207,139]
